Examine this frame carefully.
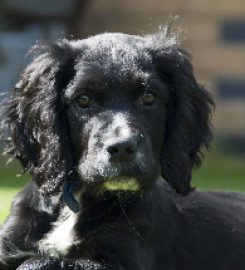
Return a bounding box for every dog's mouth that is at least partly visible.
[100,177,141,192]
[63,175,144,212]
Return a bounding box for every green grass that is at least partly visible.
[0,151,245,225]
[0,156,29,224]
[192,152,245,191]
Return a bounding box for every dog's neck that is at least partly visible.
[77,175,166,217]
[81,191,139,216]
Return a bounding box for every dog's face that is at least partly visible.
[63,38,170,193]
[2,31,213,199]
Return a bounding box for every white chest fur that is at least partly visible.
[38,206,80,257]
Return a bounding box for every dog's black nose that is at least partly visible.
[107,139,137,161]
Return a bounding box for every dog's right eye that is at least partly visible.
[77,95,92,108]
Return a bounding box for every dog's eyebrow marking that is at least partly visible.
[64,67,107,100]
[78,68,108,91]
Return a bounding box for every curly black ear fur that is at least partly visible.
[1,40,80,194]
[150,43,214,194]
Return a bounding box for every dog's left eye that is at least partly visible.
[140,93,156,106]
[77,95,92,108]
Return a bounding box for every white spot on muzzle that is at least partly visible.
[104,113,133,146]
[38,206,80,257]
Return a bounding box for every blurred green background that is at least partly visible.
[1,139,245,225]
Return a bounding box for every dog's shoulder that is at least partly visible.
[173,188,245,231]
[9,181,39,210]
[155,179,245,225]
[179,189,245,210]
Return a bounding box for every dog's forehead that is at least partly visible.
[71,33,153,82]
[71,33,146,51]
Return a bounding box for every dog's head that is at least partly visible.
[1,30,213,206]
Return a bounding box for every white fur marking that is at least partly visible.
[38,206,80,257]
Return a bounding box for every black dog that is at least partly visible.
[1,30,245,270]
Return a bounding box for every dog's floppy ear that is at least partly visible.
[147,33,214,194]
[1,40,79,195]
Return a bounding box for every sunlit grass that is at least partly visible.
[192,151,245,191]
[0,156,29,224]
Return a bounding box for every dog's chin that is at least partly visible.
[78,162,161,196]
[81,175,145,197]
[100,177,142,192]
[92,177,143,203]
